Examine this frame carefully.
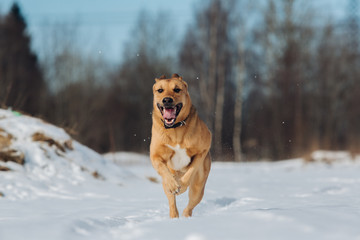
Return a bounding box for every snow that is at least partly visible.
[1,109,360,240]
[0,109,132,201]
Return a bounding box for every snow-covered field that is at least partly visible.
[1,109,360,240]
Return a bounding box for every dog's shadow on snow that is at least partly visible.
[213,197,237,207]
[193,197,237,217]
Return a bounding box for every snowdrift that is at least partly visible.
[0,109,130,200]
[1,108,360,240]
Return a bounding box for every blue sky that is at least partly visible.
[0,0,349,63]
[0,0,195,62]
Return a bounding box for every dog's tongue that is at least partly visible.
[163,108,176,119]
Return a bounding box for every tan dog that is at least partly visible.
[150,74,211,218]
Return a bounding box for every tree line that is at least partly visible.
[0,0,359,161]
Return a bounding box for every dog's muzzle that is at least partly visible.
[157,100,183,128]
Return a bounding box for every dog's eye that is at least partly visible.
[174,88,181,93]
[157,89,164,93]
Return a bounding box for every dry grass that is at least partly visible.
[80,165,106,180]
[0,128,13,149]
[0,165,11,171]
[64,139,74,150]
[0,149,25,165]
[92,171,105,180]
[146,176,159,183]
[0,128,25,165]
[32,132,73,153]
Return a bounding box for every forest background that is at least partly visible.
[1,0,359,161]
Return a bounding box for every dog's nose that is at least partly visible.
[162,97,174,104]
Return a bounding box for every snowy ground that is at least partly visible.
[1,109,360,240]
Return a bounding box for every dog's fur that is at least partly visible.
[150,74,211,218]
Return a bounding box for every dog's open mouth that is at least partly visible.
[157,103,183,127]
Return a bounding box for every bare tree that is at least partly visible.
[180,0,237,159]
[109,10,176,152]
[233,39,245,162]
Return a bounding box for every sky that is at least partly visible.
[0,0,195,62]
[0,0,350,63]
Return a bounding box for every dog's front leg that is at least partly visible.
[180,151,207,187]
[162,182,179,218]
[151,158,180,218]
[151,158,180,195]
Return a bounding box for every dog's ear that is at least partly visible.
[183,80,188,90]
[171,73,183,80]
[155,75,167,82]
[171,73,187,89]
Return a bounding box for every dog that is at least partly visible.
[150,73,211,218]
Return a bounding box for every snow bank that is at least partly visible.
[0,109,131,200]
[308,150,355,164]
[1,108,360,240]
[103,152,150,166]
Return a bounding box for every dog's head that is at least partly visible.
[153,74,191,128]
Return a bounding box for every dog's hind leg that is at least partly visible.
[163,182,179,218]
[182,153,211,217]
[182,180,204,217]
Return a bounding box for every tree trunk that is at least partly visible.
[233,43,244,162]
[214,58,226,158]
[207,9,218,129]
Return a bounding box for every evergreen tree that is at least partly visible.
[0,3,46,115]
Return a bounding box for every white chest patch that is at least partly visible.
[166,144,191,170]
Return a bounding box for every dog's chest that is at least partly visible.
[166,144,191,170]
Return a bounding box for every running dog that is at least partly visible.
[150,74,211,218]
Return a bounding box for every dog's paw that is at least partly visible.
[182,208,192,217]
[165,177,180,195]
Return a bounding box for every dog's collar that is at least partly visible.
[162,114,190,129]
